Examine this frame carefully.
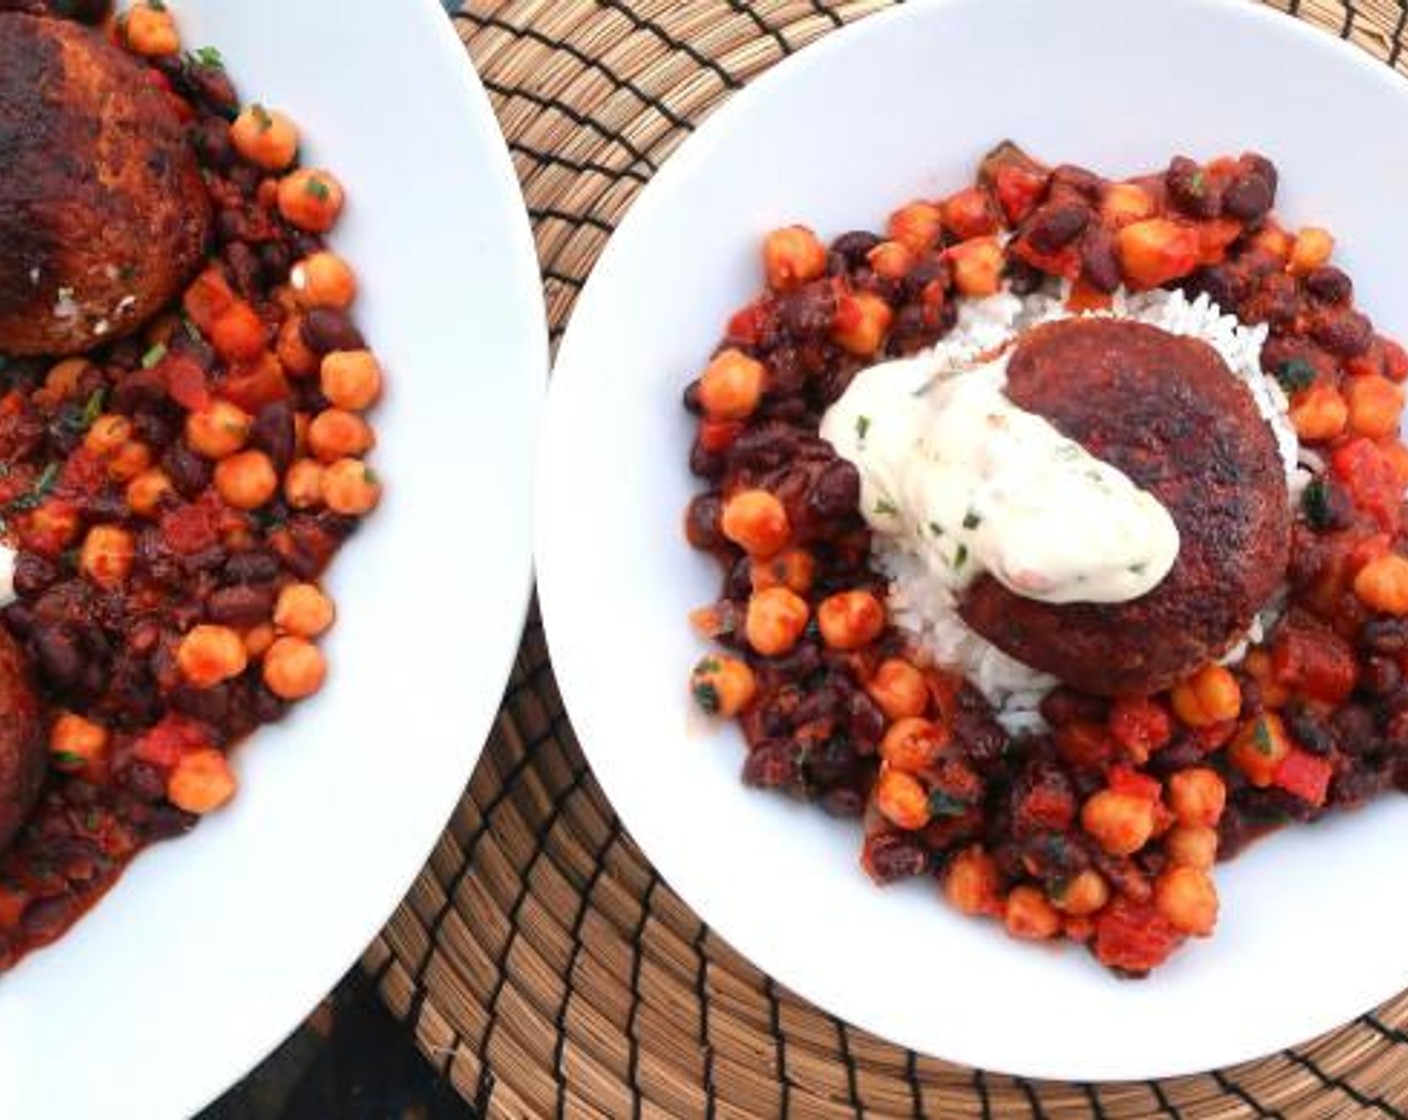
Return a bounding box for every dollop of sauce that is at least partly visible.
[0,544,15,607]
[820,347,1180,604]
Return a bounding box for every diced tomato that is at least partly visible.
[1093,897,1184,975]
[726,300,771,349]
[1010,238,1081,280]
[1117,219,1200,290]
[1196,217,1243,266]
[161,497,222,556]
[941,186,1001,239]
[1066,279,1115,313]
[1383,338,1408,383]
[1107,765,1161,801]
[1273,748,1334,808]
[221,353,291,412]
[1330,438,1401,531]
[1054,721,1117,770]
[1108,698,1172,760]
[993,165,1047,226]
[183,267,236,336]
[1013,776,1076,833]
[698,418,742,454]
[132,714,212,768]
[58,449,108,498]
[160,354,211,412]
[1270,623,1357,704]
[0,886,27,926]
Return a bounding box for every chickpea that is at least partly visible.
[167,749,238,815]
[230,105,300,172]
[1289,384,1348,442]
[943,846,1002,916]
[1354,553,1408,615]
[1081,789,1157,857]
[244,624,277,660]
[215,450,279,511]
[867,240,915,281]
[84,414,133,458]
[888,201,945,254]
[867,659,929,722]
[1165,824,1219,870]
[21,501,80,556]
[1167,768,1226,828]
[210,301,268,364]
[123,2,180,56]
[940,188,999,240]
[1346,375,1404,439]
[874,766,930,831]
[292,252,358,310]
[1288,227,1334,277]
[749,548,815,596]
[187,400,252,460]
[697,349,766,421]
[1169,663,1242,728]
[1053,869,1110,917]
[832,290,893,357]
[277,169,346,233]
[817,590,886,651]
[275,583,337,639]
[308,409,375,463]
[277,315,321,377]
[1154,866,1219,936]
[1243,648,1289,709]
[744,587,809,657]
[80,525,135,589]
[50,712,108,771]
[947,236,1005,297]
[689,654,757,718]
[1100,182,1156,228]
[177,625,249,689]
[263,636,328,700]
[321,350,384,412]
[107,441,152,484]
[879,716,948,773]
[1228,712,1291,787]
[762,225,827,292]
[127,469,174,518]
[1250,223,1294,263]
[1116,218,1200,290]
[720,489,790,559]
[320,458,382,515]
[284,458,325,509]
[1004,886,1063,941]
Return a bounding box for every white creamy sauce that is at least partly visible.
[820,348,1181,605]
[0,545,16,608]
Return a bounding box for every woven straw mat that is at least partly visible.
[363,2,1408,1117]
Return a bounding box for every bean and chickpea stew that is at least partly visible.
[684,141,1408,975]
[0,3,383,967]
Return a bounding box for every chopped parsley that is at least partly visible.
[51,750,86,769]
[873,498,899,517]
[78,388,106,429]
[1252,718,1276,757]
[692,681,720,714]
[927,521,944,537]
[1128,561,1148,576]
[928,789,971,818]
[1275,358,1317,394]
[6,463,59,514]
[141,342,168,369]
[1302,478,1333,530]
[953,543,969,570]
[363,466,381,487]
[304,177,331,201]
[1055,443,1080,461]
[145,0,167,10]
[192,46,224,69]
[854,414,871,441]
[251,104,274,132]
[1189,169,1206,195]
[962,510,982,530]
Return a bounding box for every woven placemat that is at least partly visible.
[364,2,1408,1116]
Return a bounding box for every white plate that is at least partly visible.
[539,0,1408,1081]
[0,3,545,1117]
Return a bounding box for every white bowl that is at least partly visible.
[0,3,545,1117]
[539,0,1408,1081]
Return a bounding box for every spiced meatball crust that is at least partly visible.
[0,13,211,356]
[0,629,44,855]
[959,318,1292,696]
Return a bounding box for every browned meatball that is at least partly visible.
[0,13,210,357]
[959,318,1291,696]
[0,629,44,854]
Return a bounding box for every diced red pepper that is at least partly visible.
[1094,897,1184,975]
[1010,238,1081,280]
[698,419,742,454]
[993,165,1047,226]
[1196,217,1243,266]
[183,267,236,336]
[1066,279,1115,313]
[1108,698,1173,760]
[161,497,222,556]
[1331,438,1401,531]
[133,714,212,768]
[0,886,27,927]
[1271,623,1357,704]
[1273,748,1334,808]
[160,354,211,413]
[726,301,771,349]
[1107,765,1162,801]
[221,354,291,412]
[1054,720,1118,771]
[58,449,108,499]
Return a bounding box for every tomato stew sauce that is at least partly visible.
[684,142,1408,974]
[0,4,382,967]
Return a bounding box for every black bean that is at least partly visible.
[863,832,928,883]
[777,281,837,339]
[845,689,886,754]
[250,686,291,725]
[819,787,865,818]
[171,684,231,724]
[251,401,296,473]
[145,807,198,841]
[20,897,72,941]
[681,379,704,416]
[223,550,281,585]
[723,555,752,601]
[1166,155,1221,218]
[12,554,58,599]
[168,328,218,372]
[684,493,725,551]
[1039,686,1107,727]
[1048,164,1102,201]
[163,443,212,499]
[1024,201,1089,254]
[1304,266,1352,305]
[688,441,724,481]
[828,231,881,269]
[122,762,167,803]
[1284,702,1336,756]
[191,116,236,170]
[33,625,85,690]
[726,422,801,473]
[1362,617,1408,655]
[1361,655,1401,697]
[1241,152,1279,197]
[224,241,261,299]
[1182,264,1248,313]
[741,741,801,789]
[300,308,365,355]
[184,63,239,117]
[1221,172,1273,221]
[808,459,861,519]
[258,242,293,286]
[1311,309,1373,358]
[1079,225,1121,293]
[1003,258,1046,297]
[207,586,274,627]
[768,640,823,682]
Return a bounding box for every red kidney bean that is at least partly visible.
[1183,264,1248,312]
[828,231,881,271]
[251,401,296,474]
[163,443,213,499]
[1079,225,1121,293]
[1048,164,1102,201]
[1311,308,1373,357]
[820,787,865,818]
[207,586,274,628]
[1304,266,1353,305]
[1023,201,1089,254]
[300,308,366,355]
[1222,171,1273,221]
[684,493,725,551]
[864,832,929,883]
[1166,155,1221,218]
[807,459,860,519]
[777,280,837,338]
[742,741,801,789]
[33,625,85,691]
[1039,686,1108,727]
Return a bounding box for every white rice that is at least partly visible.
[873,283,1300,733]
